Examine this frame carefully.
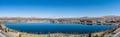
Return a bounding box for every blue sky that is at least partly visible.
[0,0,120,18]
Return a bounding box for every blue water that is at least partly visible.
[4,23,116,34]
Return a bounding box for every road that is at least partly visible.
[112,28,120,37]
[0,30,13,37]
[105,28,120,37]
[0,30,6,37]
[0,33,6,37]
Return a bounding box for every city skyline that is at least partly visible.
[0,0,120,18]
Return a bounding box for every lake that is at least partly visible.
[4,23,116,34]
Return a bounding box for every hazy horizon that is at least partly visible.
[0,0,120,18]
